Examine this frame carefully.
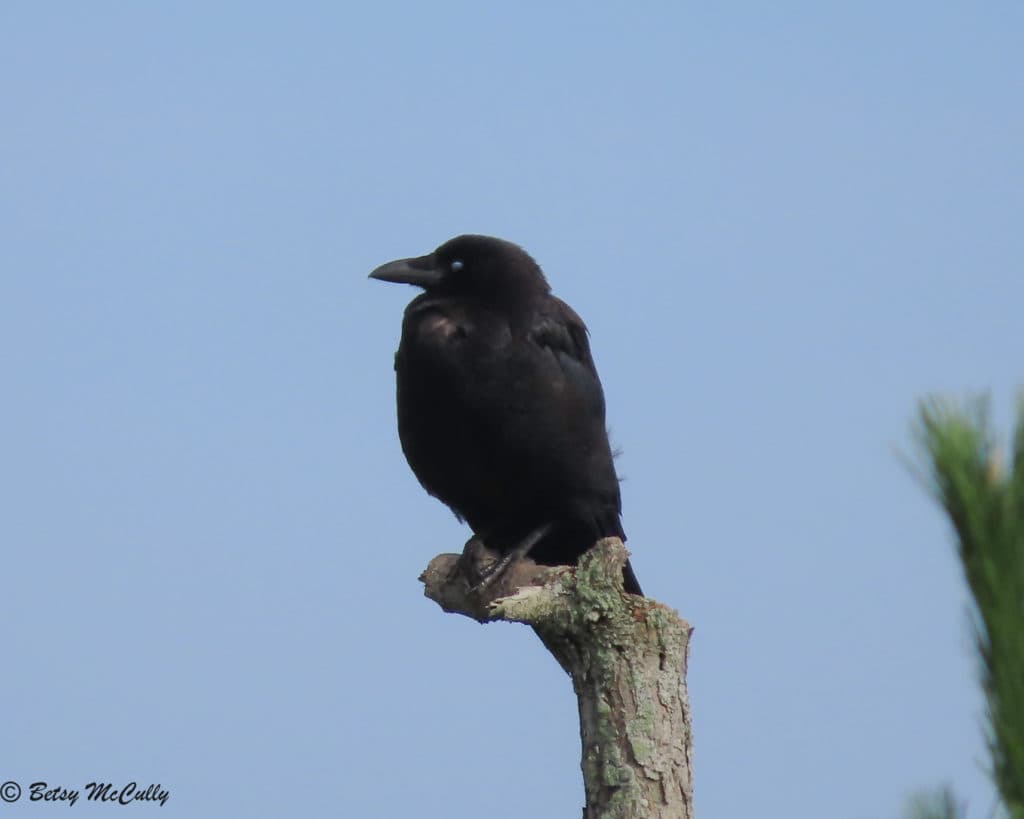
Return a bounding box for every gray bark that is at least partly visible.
[420,537,694,819]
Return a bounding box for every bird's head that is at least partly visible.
[369,235,550,303]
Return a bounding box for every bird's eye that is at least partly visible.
[450,260,464,272]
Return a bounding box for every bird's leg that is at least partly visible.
[471,522,553,593]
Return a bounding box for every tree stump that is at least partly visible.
[420,537,694,819]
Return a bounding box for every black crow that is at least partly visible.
[370,235,641,595]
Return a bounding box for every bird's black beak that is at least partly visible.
[368,253,443,289]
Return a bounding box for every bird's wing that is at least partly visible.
[523,297,623,524]
[526,298,606,417]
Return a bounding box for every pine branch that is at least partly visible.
[917,398,1024,818]
[905,785,965,819]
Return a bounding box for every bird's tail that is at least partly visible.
[622,559,643,596]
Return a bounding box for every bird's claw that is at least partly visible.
[469,551,515,594]
[468,523,553,594]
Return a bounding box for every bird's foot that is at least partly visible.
[470,522,553,594]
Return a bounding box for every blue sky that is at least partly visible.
[1,3,1021,817]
